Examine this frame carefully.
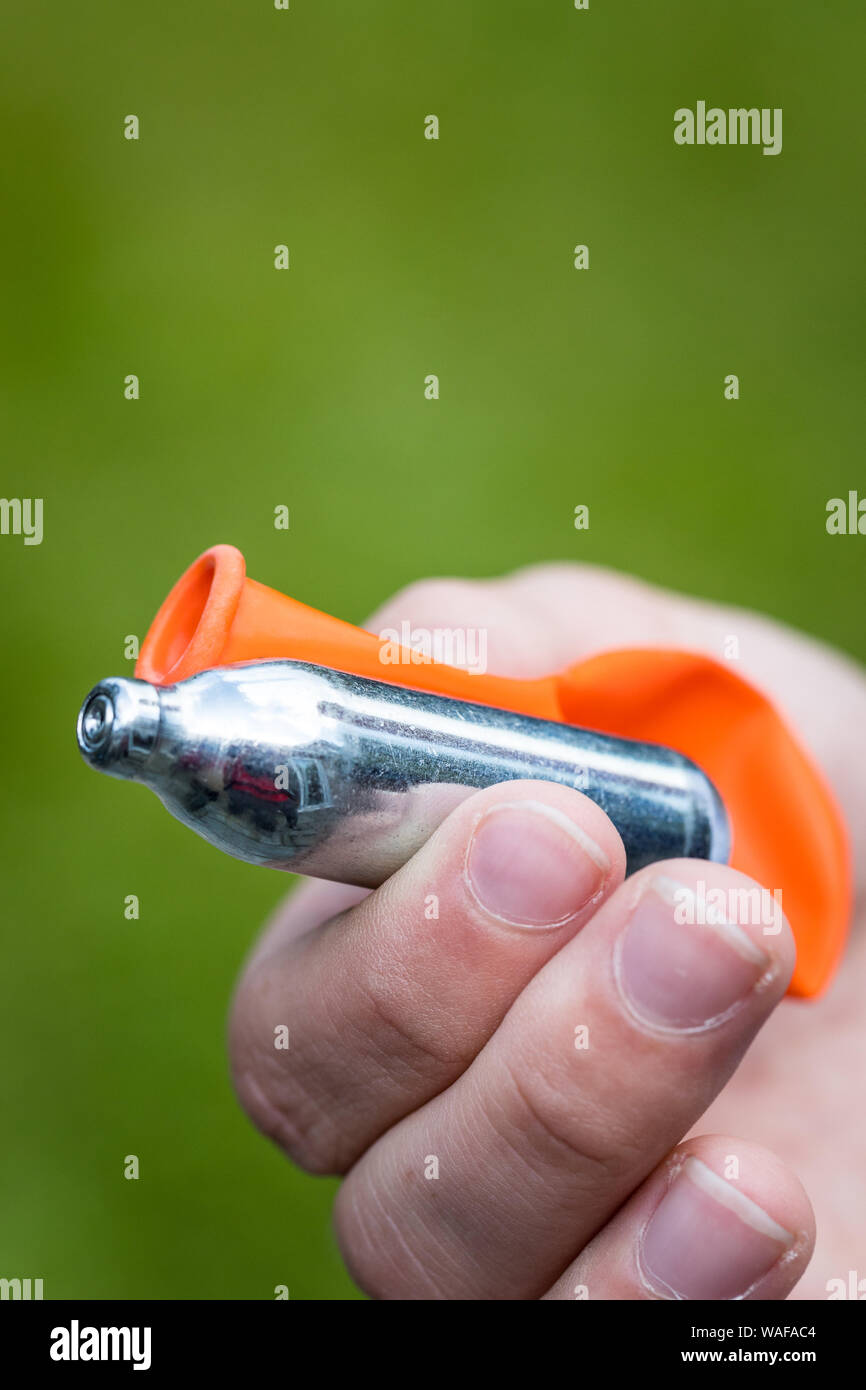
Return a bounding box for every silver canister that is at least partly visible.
[76,660,729,885]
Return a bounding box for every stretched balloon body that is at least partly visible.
[77,545,850,998]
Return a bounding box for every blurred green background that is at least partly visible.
[1,0,863,1299]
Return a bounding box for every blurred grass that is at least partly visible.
[0,0,863,1298]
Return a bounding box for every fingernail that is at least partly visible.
[465,801,609,927]
[617,876,771,1029]
[641,1156,793,1300]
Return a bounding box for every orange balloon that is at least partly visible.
[137,545,851,998]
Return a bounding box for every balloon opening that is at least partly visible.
[136,544,246,684]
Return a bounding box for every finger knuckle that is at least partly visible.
[359,949,474,1074]
[494,1056,644,1181]
[228,977,351,1176]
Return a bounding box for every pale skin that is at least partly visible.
[229,566,866,1300]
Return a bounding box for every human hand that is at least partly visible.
[229,565,866,1299]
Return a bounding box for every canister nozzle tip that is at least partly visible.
[76,677,161,778]
[79,690,115,754]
